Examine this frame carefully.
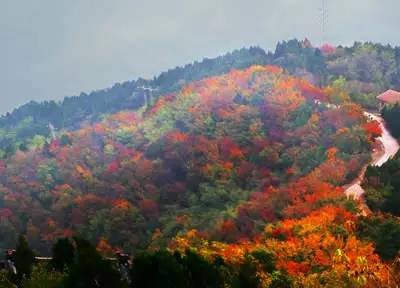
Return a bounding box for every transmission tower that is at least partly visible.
[137,86,158,108]
[320,0,328,45]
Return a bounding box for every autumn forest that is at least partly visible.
[2,40,400,287]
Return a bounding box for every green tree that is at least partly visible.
[357,215,400,260]
[65,238,123,288]
[15,235,36,280]
[130,251,185,288]
[20,265,65,288]
[29,135,46,150]
[234,255,260,288]
[179,250,223,288]
[269,271,292,288]
[60,134,72,146]
[0,272,16,288]
[51,238,75,272]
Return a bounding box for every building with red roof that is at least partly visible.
[377,90,400,111]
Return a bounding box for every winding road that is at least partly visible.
[345,112,400,200]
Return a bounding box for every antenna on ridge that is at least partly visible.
[320,0,328,45]
[137,86,158,108]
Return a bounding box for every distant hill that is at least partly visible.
[1,39,400,158]
[0,47,270,156]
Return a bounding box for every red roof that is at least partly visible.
[377,90,400,104]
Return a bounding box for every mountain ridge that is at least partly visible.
[2,39,400,160]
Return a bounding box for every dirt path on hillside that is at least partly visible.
[344,112,400,214]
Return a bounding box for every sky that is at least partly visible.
[0,0,399,115]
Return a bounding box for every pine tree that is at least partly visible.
[15,235,35,280]
[51,238,75,272]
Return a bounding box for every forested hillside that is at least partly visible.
[2,39,400,159]
[0,65,378,253]
[0,47,269,157]
[2,40,400,286]
[0,64,394,286]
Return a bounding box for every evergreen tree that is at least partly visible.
[130,251,185,288]
[180,250,223,288]
[14,235,36,280]
[65,237,123,288]
[51,238,75,272]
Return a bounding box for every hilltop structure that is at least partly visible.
[377,89,400,111]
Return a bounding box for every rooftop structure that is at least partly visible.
[377,90,400,104]
[377,90,400,111]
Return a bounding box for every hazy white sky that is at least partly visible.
[0,0,398,114]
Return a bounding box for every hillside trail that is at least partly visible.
[344,112,400,214]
